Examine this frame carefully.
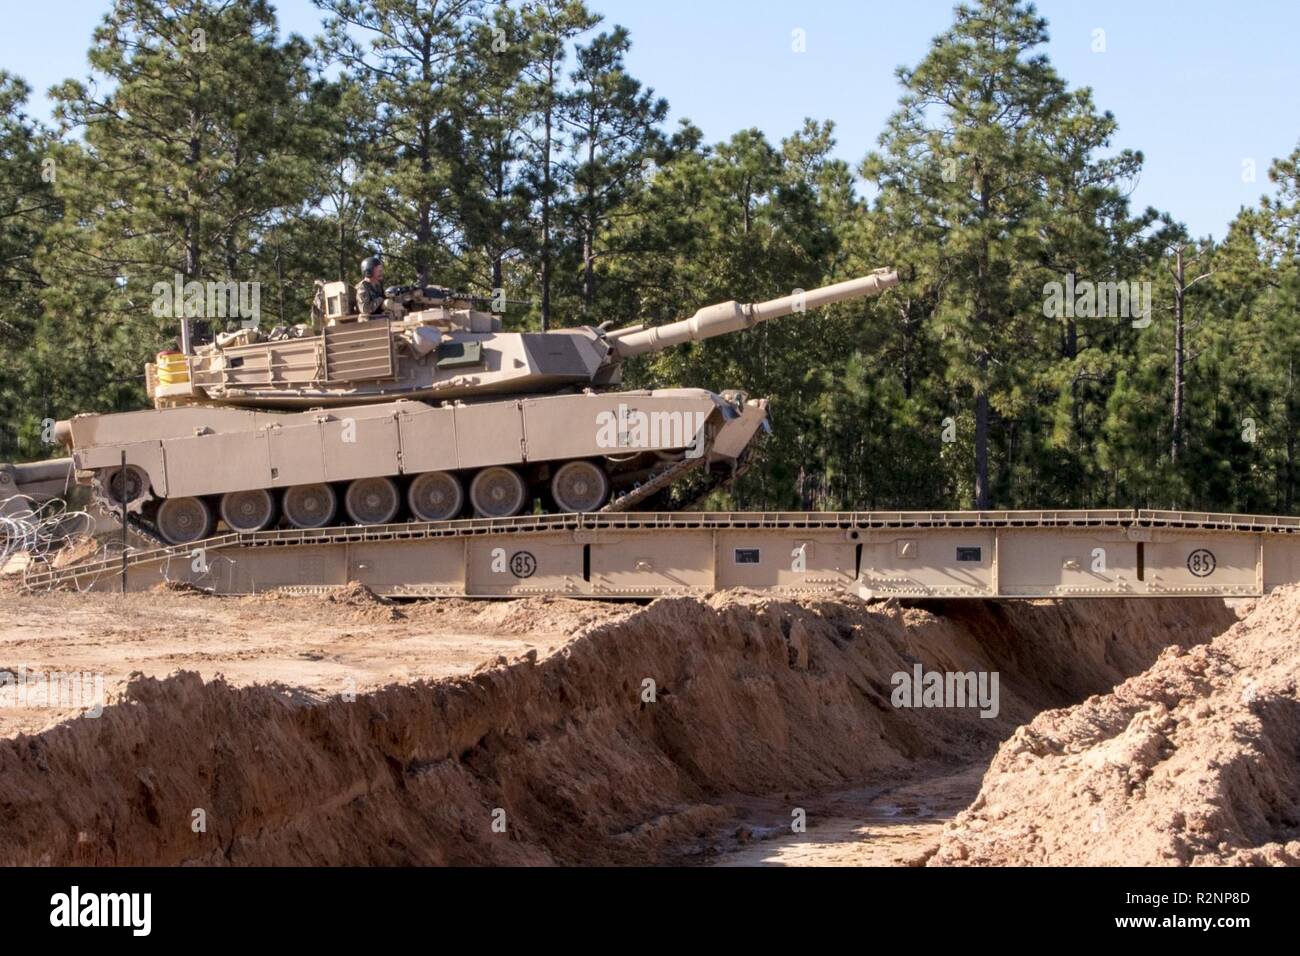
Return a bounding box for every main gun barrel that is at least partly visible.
[609,268,898,358]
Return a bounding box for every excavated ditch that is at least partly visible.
[931,589,1300,866]
[0,592,1241,865]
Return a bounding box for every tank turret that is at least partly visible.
[55,269,898,543]
[141,269,898,409]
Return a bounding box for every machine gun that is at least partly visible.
[384,285,534,314]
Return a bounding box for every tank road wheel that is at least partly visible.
[282,483,337,530]
[220,489,276,533]
[156,496,214,545]
[551,461,610,513]
[407,472,464,522]
[469,466,527,518]
[100,465,149,507]
[345,476,401,525]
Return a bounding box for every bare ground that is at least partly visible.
[0,582,630,737]
[0,575,1247,866]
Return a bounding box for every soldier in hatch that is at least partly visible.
[354,255,389,319]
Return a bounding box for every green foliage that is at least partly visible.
[0,72,62,459]
[32,0,319,426]
[1,0,1298,519]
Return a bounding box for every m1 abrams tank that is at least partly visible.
[53,269,898,544]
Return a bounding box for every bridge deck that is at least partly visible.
[22,509,1300,599]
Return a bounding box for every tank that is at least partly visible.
[54,269,898,544]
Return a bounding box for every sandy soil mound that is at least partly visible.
[398,595,625,635]
[323,582,406,622]
[930,590,1300,866]
[51,535,101,569]
[0,594,1231,865]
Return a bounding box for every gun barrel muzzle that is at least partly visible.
[611,268,898,358]
[751,270,898,321]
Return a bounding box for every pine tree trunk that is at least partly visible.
[1287,358,1296,511]
[582,226,594,314]
[419,33,437,287]
[1171,248,1186,464]
[580,135,596,315]
[185,114,201,280]
[539,58,555,332]
[492,139,505,293]
[274,239,284,327]
[975,382,990,509]
[416,116,432,287]
[338,215,347,285]
[974,175,992,510]
[974,325,991,509]
[899,301,914,399]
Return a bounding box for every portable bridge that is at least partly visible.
[20,508,1300,601]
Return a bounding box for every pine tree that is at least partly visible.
[0,74,61,459]
[518,0,599,330]
[564,27,667,317]
[38,0,316,413]
[456,5,533,299]
[865,0,1073,508]
[316,0,487,287]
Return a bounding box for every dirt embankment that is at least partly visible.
[0,586,630,737]
[0,593,1231,865]
[931,590,1300,867]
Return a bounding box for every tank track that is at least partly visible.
[600,456,706,512]
[89,436,754,544]
[122,511,171,548]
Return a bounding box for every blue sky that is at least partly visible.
[3,0,1297,239]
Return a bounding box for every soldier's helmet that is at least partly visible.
[361,255,382,278]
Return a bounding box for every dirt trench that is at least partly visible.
[0,591,1236,865]
[930,588,1300,866]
